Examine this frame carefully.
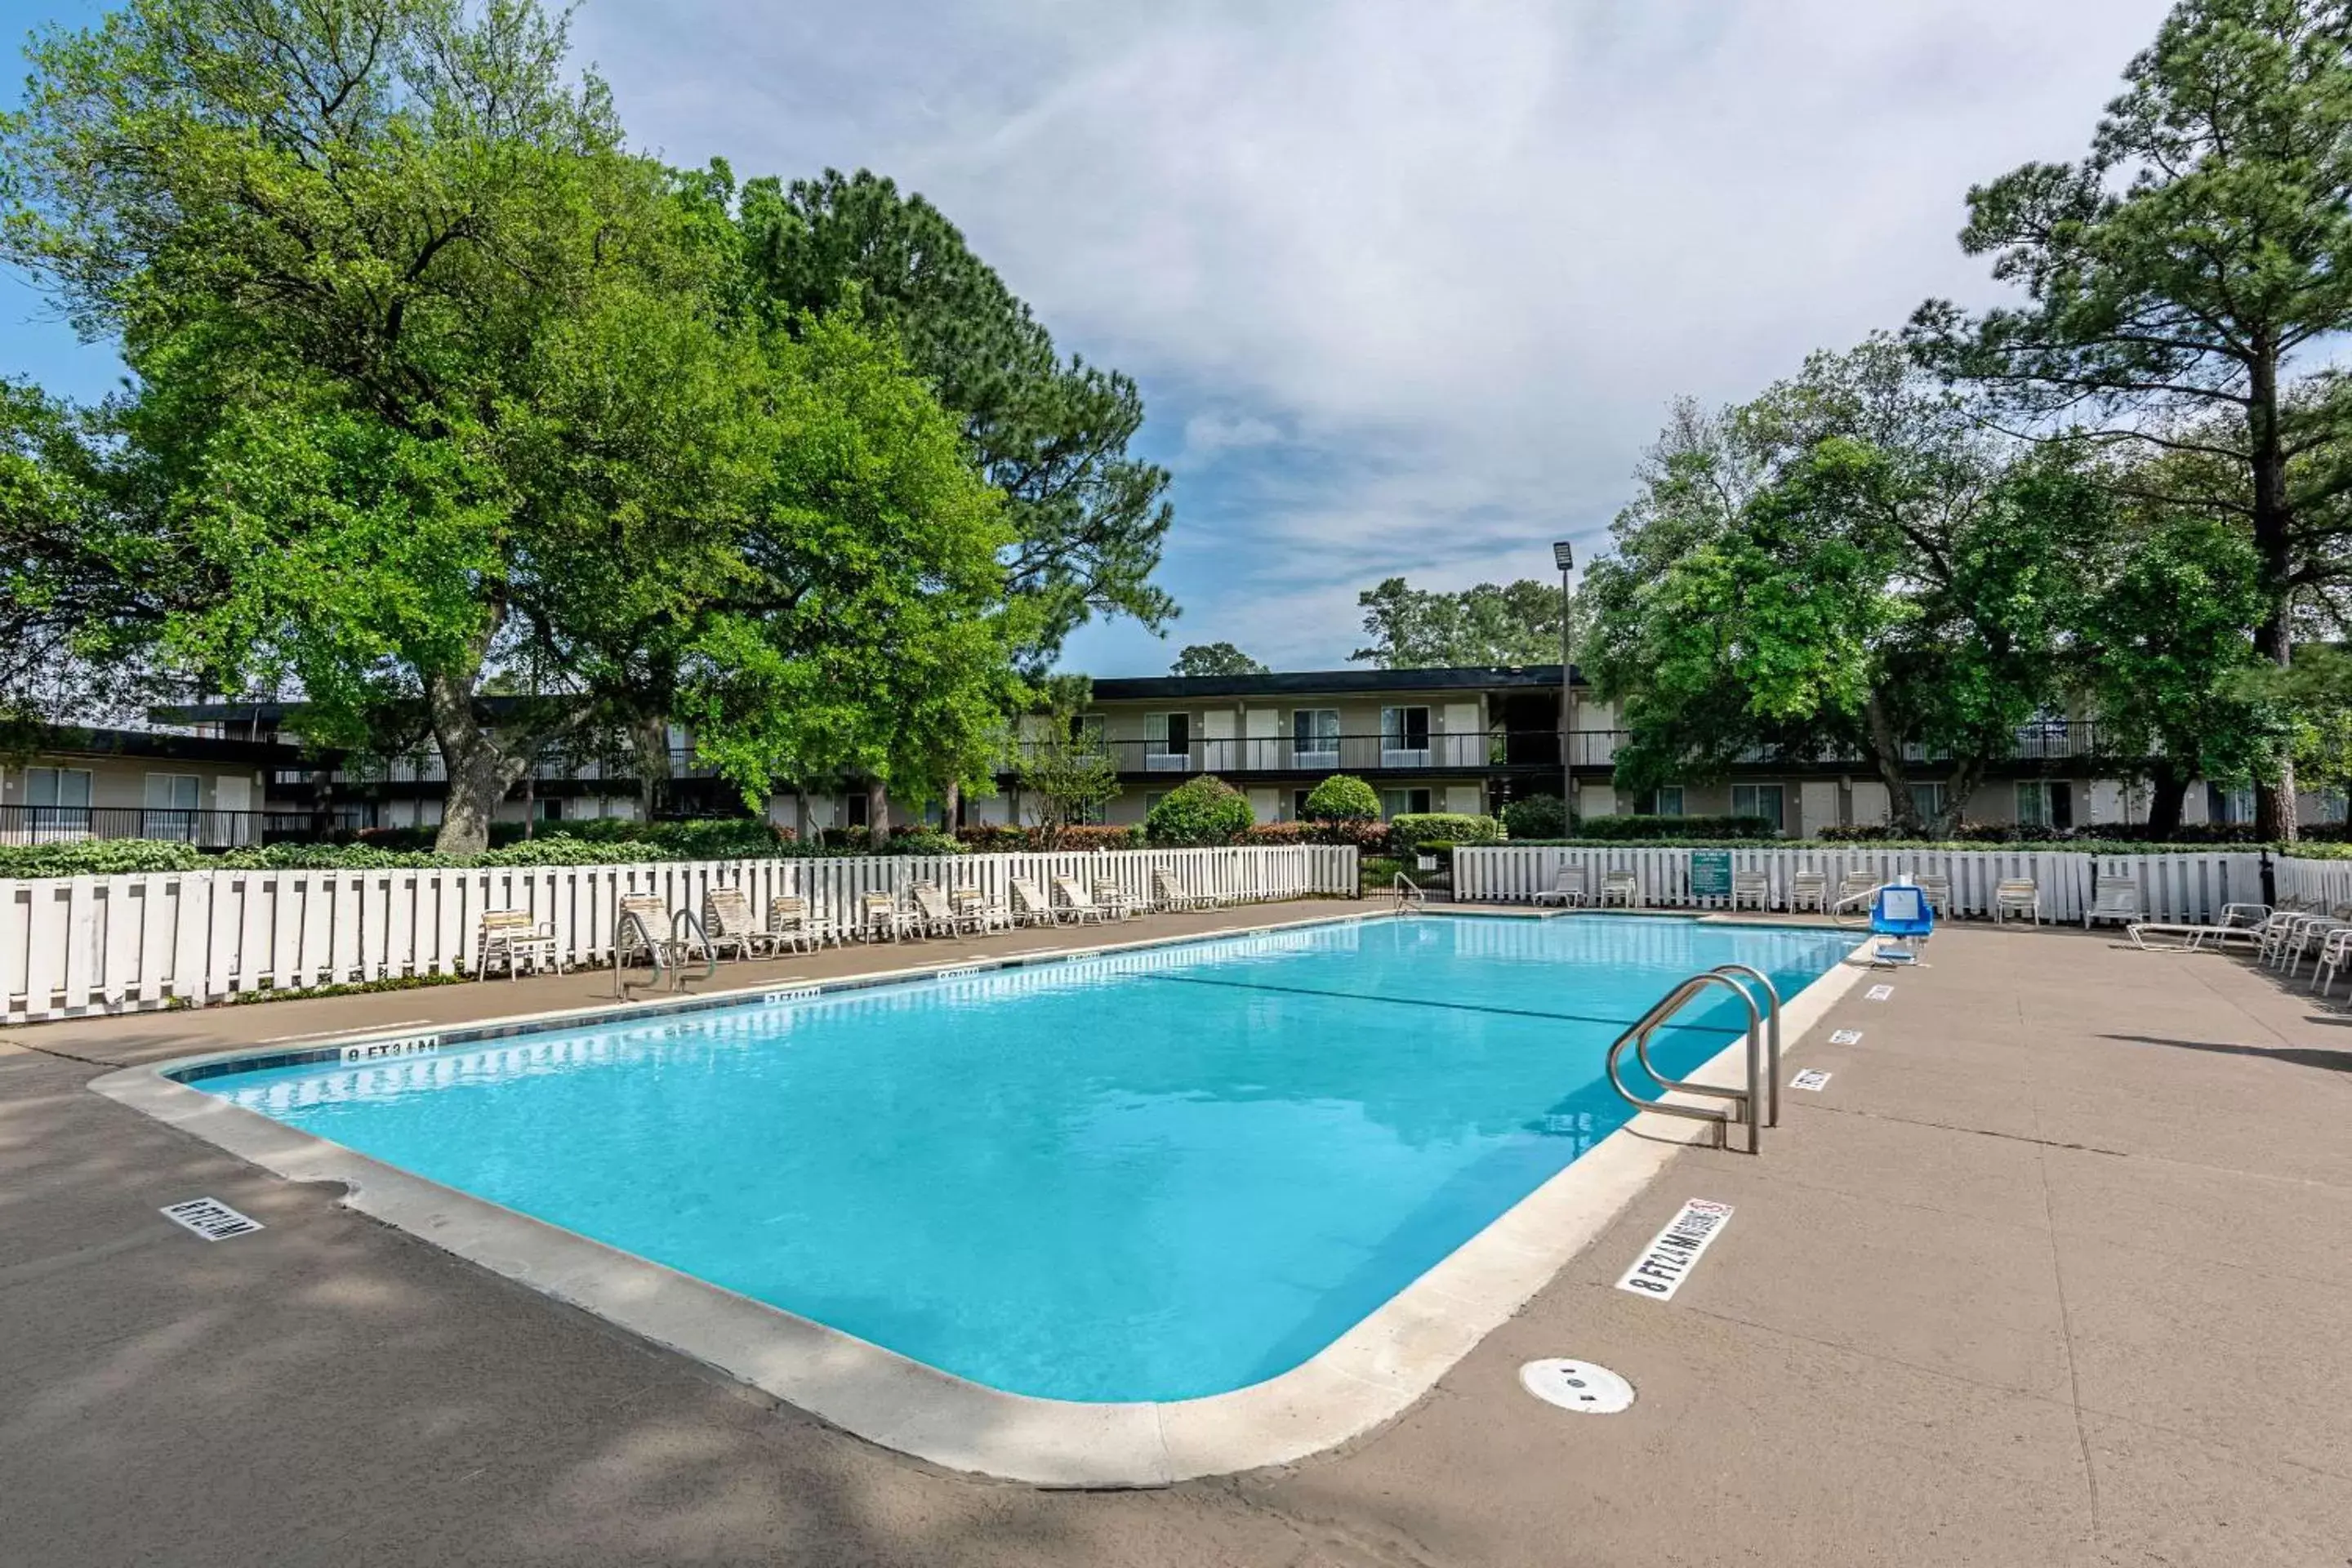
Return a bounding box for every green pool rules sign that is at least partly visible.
[1690,849,1733,899]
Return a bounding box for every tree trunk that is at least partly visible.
[2145,759,2190,839]
[2247,339,2300,843]
[944,779,961,834]
[866,777,889,842]
[633,715,671,822]
[426,669,533,856]
[1861,697,1922,835]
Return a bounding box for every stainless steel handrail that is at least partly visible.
[1710,963,1784,1129]
[1603,965,1784,1154]
[1393,873,1424,911]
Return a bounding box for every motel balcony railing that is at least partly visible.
[1011,720,2132,780]
[0,805,362,849]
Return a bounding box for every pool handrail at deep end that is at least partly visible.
[1604,967,1780,1154]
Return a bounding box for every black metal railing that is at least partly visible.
[0,805,348,849]
[1002,720,2136,780]
[1009,731,1580,777]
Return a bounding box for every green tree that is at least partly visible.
[1170,641,1268,677]
[1349,577,1562,667]
[735,169,1176,667]
[2078,461,2274,834]
[1909,0,2352,838]
[1583,340,2102,835]
[1302,773,1379,821]
[2,0,1025,853]
[1009,678,1122,844]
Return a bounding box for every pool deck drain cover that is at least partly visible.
[1519,1359,1635,1414]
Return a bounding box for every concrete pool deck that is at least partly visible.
[5,902,2351,1564]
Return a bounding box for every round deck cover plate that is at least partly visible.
[1518,1358,1635,1414]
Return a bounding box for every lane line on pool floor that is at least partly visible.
[1135,972,1748,1038]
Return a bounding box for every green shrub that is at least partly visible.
[1575,813,1775,841]
[0,839,211,877]
[1387,813,1500,851]
[1145,776,1254,845]
[1303,774,1379,822]
[1501,795,1569,840]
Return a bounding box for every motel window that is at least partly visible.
[1069,713,1105,747]
[1380,706,1432,761]
[1144,791,1168,814]
[532,797,564,822]
[1637,786,1685,817]
[844,791,869,828]
[1145,712,1192,769]
[1292,709,1339,759]
[143,773,201,811]
[1731,783,1784,833]
[27,766,94,809]
[2017,782,2074,831]
[1380,788,1432,819]
[1291,788,1315,821]
[2205,783,2255,826]
[1909,782,1948,827]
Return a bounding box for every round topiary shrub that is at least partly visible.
[1303,773,1379,822]
[1145,775,1254,845]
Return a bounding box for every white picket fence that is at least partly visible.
[1,845,1358,1023]
[1456,844,2266,925]
[2273,854,2352,911]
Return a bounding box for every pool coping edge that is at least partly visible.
[90,911,1869,1488]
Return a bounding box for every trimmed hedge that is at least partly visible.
[1387,813,1501,850]
[1576,813,1776,840]
[1500,795,1569,840]
[954,823,1143,853]
[1145,776,1254,846]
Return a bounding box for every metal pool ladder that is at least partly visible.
[1393,872,1425,911]
[1603,964,1784,1154]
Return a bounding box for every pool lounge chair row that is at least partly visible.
[494,870,1234,980]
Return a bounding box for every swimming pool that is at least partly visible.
[188,913,1855,1404]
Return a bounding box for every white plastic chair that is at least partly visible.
[1532,865,1587,906]
[1993,879,2039,925]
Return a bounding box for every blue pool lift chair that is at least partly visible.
[1870,879,1935,965]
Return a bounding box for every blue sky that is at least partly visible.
[0,0,2178,675]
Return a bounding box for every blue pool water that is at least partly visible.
[202,914,1855,1401]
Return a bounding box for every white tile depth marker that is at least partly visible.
[1615,1199,1735,1302]
[1865,984,1895,1001]
[1829,1028,1864,1045]
[1789,1068,1833,1092]
[160,1197,263,1241]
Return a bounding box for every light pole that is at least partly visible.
[1555,540,1575,830]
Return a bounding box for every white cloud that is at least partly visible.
[572,0,2179,670]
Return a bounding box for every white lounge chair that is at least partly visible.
[1599,869,1639,908]
[477,908,559,979]
[1010,878,1059,926]
[701,886,774,960]
[1092,877,1140,920]
[857,889,907,942]
[908,881,964,938]
[1530,864,1587,906]
[1731,870,1770,911]
[951,884,1011,933]
[1993,879,2039,925]
[1053,874,1114,924]
[764,895,822,953]
[2083,878,2140,929]
[1152,868,1223,912]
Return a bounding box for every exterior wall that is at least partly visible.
[0,755,266,812]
